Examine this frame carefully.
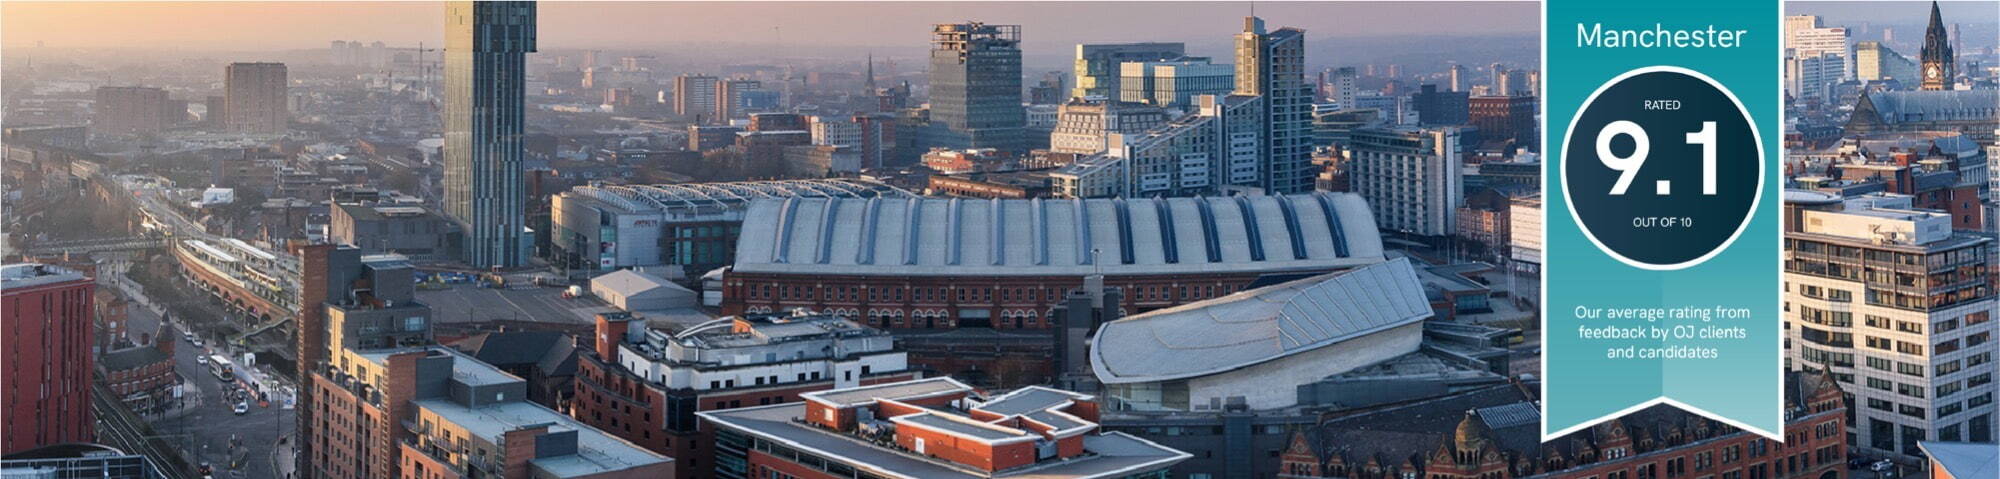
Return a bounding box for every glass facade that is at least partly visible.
[444,1,536,268]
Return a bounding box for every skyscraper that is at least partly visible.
[1920,0,1954,90]
[444,1,535,268]
[927,22,1027,152]
[1448,64,1467,92]
[1234,16,1314,194]
[223,62,287,134]
[716,78,764,120]
[1071,42,1186,101]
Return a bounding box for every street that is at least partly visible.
[106,258,295,479]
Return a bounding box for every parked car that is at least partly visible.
[1870,459,1894,472]
[232,401,249,415]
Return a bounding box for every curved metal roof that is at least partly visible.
[1089,257,1433,384]
[731,192,1384,276]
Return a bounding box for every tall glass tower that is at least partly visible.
[444,1,535,268]
[1234,17,1314,194]
[927,22,1027,153]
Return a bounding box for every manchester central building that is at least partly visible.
[719,193,1383,329]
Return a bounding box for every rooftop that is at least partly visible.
[0,263,88,291]
[732,193,1383,277]
[415,399,671,478]
[1918,441,1998,479]
[1091,258,1433,384]
[566,178,913,217]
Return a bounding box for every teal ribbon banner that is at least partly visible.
[1544,0,1783,440]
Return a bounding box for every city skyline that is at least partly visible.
[0,1,1539,52]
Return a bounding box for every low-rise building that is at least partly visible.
[573,312,920,479]
[700,377,1191,478]
[329,202,454,260]
[550,179,914,278]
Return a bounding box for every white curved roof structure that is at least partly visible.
[1090,257,1433,384]
[731,193,1384,276]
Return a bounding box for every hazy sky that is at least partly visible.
[1789,1,1998,27]
[1,1,1538,51]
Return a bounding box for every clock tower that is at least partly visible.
[1920,1,1953,90]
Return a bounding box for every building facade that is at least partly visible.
[444,0,536,268]
[675,74,720,120]
[1348,126,1465,239]
[94,86,176,134]
[720,193,1385,329]
[223,62,288,134]
[700,378,1191,479]
[550,179,914,279]
[573,312,920,479]
[1470,95,1538,151]
[1234,17,1315,194]
[1049,100,1170,155]
[0,264,96,455]
[929,22,1028,153]
[1072,42,1186,102]
[1782,191,1997,461]
[1119,58,1234,109]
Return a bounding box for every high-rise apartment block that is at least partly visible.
[94,86,177,134]
[1782,191,1997,460]
[443,0,535,268]
[1,264,96,455]
[223,62,288,134]
[927,22,1028,153]
[1348,126,1465,238]
[1071,42,1185,101]
[1234,16,1314,194]
[716,78,765,120]
[674,74,720,121]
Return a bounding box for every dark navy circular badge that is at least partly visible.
[1561,66,1763,270]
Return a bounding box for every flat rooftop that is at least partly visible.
[702,403,1189,479]
[801,377,973,408]
[415,399,670,478]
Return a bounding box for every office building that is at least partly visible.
[720,193,1385,328]
[1856,41,1921,83]
[1048,99,1170,155]
[674,74,720,120]
[1411,84,1470,126]
[1510,195,1542,274]
[223,62,288,134]
[443,0,535,268]
[717,78,765,120]
[1448,64,1467,92]
[1782,191,1997,460]
[1281,371,1846,479]
[1470,95,1538,150]
[0,264,95,455]
[1785,14,1850,94]
[93,86,176,134]
[928,22,1028,152]
[329,202,454,260]
[1235,16,1315,194]
[700,377,1190,478]
[549,179,913,278]
[810,115,861,147]
[1348,126,1465,239]
[1327,67,1359,109]
[687,125,742,152]
[1118,58,1233,109]
[1072,42,1185,101]
[1790,50,1847,103]
[1921,1,1954,90]
[296,248,671,478]
[574,312,920,479]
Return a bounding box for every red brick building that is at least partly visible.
[99,322,179,414]
[1279,371,1847,479]
[723,193,1385,330]
[701,377,1190,478]
[1,263,96,454]
[572,312,920,479]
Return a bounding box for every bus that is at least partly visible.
[208,355,233,381]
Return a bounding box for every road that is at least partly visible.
[111,261,294,479]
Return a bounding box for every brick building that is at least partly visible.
[572,312,920,479]
[701,377,1190,478]
[99,322,179,414]
[1,264,96,454]
[722,193,1385,330]
[1279,371,1847,479]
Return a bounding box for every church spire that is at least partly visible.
[1920,1,1954,90]
[865,53,878,92]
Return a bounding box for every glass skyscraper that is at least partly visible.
[444,1,535,268]
[927,22,1027,153]
[1234,16,1315,195]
